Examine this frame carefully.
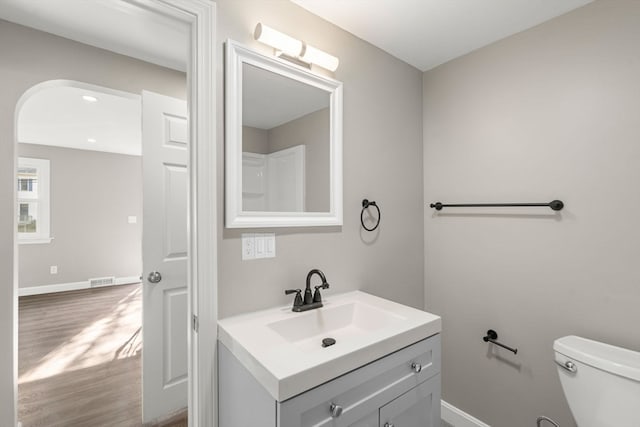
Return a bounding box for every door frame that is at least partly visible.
[10,1,217,426]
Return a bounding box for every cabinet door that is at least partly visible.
[379,374,441,427]
[348,411,378,427]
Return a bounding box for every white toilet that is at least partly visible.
[554,335,640,427]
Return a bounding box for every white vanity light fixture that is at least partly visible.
[254,23,303,57]
[254,23,339,72]
[299,44,340,72]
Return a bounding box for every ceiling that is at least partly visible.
[0,0,188,71]
[1,1,594,74]
[292,0,594,71]
[243,63,329,129]
[19,82,142,156]
[3,1,596,155]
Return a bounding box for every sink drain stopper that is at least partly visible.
[322,338,336,347]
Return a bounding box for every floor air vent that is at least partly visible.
[90,277,116,287]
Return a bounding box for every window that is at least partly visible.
[17,157,51,244]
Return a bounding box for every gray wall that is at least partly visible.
[242,108,329,211]
[269,108,330,212]
[18,144,142,288]
[242,126,269,154]
[423,1,640,426]
[0,20,185,424]
[217,0,424,318]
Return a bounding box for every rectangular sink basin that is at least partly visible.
[218,291,441,401]
[267,301,404,350]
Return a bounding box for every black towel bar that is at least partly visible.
[430,200,564,211]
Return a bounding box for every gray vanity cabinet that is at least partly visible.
[219,334,441,427]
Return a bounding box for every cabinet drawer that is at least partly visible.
[278,334,441,427]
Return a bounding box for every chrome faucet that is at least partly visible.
[284,269,330,312]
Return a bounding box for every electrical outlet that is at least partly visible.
[242,233,255,260]
[50,265,58,274]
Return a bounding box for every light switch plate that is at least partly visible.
[242,233,275,260]
[242,233,255,260]
[255,233,266,259]
[50,265,58,274]
[128,216,137,224]
[265,233,276,258]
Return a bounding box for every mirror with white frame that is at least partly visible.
[225,40,343,228]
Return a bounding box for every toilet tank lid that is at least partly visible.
[554,335,640,381]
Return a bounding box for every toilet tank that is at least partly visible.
[554,336,640,427]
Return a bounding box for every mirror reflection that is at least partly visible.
[242,63,331,213]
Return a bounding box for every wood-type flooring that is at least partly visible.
[18,283,187,427]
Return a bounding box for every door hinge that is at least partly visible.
[192,314,199,333]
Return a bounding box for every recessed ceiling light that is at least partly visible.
[87,138,97,143]
[82,95,98,103]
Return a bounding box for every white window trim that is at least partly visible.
[19,237,53,245]
[17,157,51,244]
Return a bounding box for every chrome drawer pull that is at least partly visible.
[384,423,394,427]
[411,362,422,373]
[330,403,343,418]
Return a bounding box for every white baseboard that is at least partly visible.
[442,400,491,427]
[18,276,141,296]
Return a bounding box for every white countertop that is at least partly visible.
[218,290,442,401]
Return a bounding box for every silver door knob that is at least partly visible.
[330,403,343,418]
[411,362,422,373]
[384,423,394,427]
[147,271,162,283]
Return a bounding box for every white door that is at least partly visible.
[267,145,305,211]
[242,152,267,211]
[142,90,189,423]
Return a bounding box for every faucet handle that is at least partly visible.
[313,283,329,303]
[285,289,303,308]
